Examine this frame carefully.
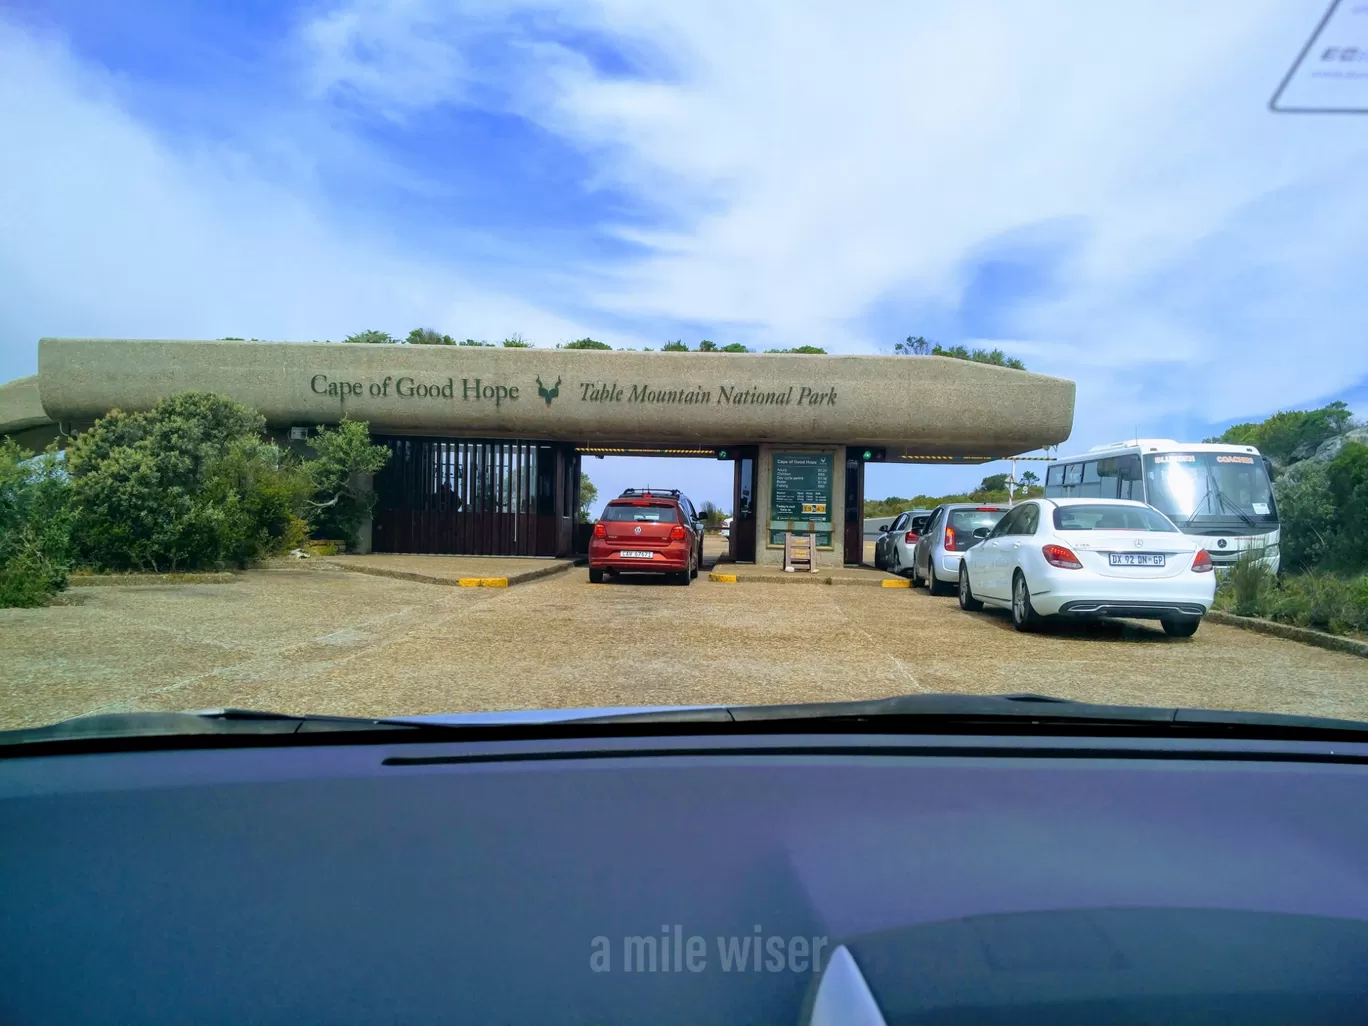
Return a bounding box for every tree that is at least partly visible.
[698,340,718,352]
[1019,470,1040,487]
[458,338,493,347]
[1323,441,1368,572]
[501,334,533,348]
[765,345,827,354]
[304,418,393,546]
[578,472,598,522]
[932,343,1025,371]
[343,329,395,344]
[977,473,1010,493]
[719,343,750,353]
[699,501,726,530]
[0,441,75,606]
[662,340,690,352]
[560,338,612,350]
[1206,401,1354,469]
[406,328,454,345]
[895,335,931,356]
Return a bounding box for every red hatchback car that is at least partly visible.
[589,489,704,585]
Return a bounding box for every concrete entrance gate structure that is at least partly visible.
[0,338,1076,564]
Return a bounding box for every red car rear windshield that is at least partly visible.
[601,503,679,522]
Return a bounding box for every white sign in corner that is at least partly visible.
[1272,0,1368,112]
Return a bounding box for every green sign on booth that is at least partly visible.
[769,452,833,547]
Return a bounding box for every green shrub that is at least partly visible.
[1224,550,1275,617]
[1267,572,1368,637]
[1273,461,1336,572]
[0,441,75,607]
[67,393,312,572]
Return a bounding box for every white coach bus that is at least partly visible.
[1044,439,1280,572]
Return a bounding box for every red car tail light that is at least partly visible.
[1191,549,1214,573]
[1042,544,1083,569]
[669,525,686,541]
[904,531,919,544]
[593,522,606,538]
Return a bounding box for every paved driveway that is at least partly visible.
[2,566,1365,730]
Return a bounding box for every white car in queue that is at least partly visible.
[957,498,1217,637]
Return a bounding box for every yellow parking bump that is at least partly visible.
[881,578,911,588]
[458,577,509,587]
[710,573,738,583]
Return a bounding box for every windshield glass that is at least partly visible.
[601,503,678,522]
[3,4,1368,748]
[1054,505,1179,532]
[1142,453,1277,522]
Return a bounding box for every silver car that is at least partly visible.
[910,503,1010,594]
[873,509,932,573]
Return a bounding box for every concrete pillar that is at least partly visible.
[754,444,846,566]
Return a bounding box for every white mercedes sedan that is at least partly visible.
[957,498,1216,637]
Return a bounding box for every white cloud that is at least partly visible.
[3,0,1366,461]
[296,0,1368,443]
[0,16,617,382]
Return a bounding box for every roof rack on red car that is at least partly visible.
[618,488,681,498]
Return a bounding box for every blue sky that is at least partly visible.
[2,0,1367,514]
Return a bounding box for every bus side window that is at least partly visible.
[1078,460,1103,497]
[1117,454,1141,501]
[1094,456,1127,503]
[1063,462,1083,495]
[1045,464,1065,497]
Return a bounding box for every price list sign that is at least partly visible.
[771,452,832,520]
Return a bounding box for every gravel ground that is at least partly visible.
[3,566,1366,731]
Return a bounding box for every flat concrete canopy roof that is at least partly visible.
[1,338,1075,461]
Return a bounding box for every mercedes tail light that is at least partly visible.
[593,522,606,538]
[669,525,686,541]
[1191,549,1214,573]
[1042,544,1083,569]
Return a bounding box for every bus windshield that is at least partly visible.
[1142,453,1277,524]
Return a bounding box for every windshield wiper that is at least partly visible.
[1184,475,1255,528]
[0,709,473,749]
[571,693,1368,741]
[8,695,1368,755]
[1212,484,1257,527]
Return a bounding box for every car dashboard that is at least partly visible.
[4,728,1368,1024]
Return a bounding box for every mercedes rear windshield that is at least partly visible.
[1053,505,1179,532]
